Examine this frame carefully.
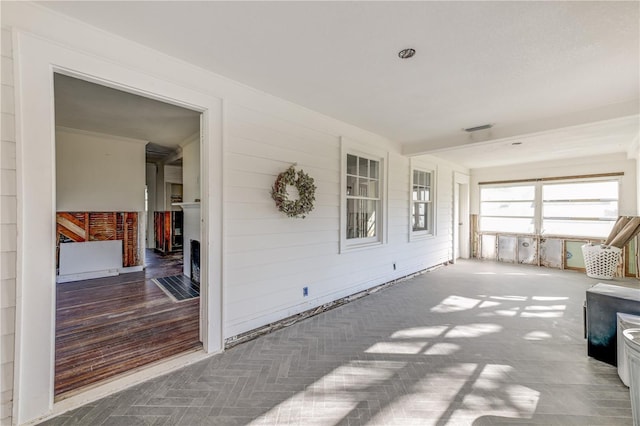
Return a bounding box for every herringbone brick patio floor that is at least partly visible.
[41,260,633,425]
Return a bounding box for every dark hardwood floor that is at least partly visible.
[55,249,201,397]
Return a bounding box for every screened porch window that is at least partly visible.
[480,185,536,234]
[480,178,620,238]
[542,180,618,238]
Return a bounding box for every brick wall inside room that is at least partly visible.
[1,26,17,426]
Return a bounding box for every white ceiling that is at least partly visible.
[432,116,639,169]
[54,73,200,148]
[41,1,639,169]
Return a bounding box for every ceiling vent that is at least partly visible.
[463,124,493,132]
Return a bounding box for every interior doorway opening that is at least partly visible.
[53,73,203,398]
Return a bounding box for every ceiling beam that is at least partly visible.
[401,99,639,156]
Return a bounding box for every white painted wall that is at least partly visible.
[0,26,17,426]
[164,165,182,184]
[222,103,463,336]
[154,162,165,212]
[470,153,637,216]
[56,128,146,212]
[163,165,182,211]
[181,138,201,277]
[182,139,200,204]
[2,2,466,424]
[145,163,156,248]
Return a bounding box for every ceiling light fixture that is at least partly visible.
[398,48,416,59]
[512,142,523,146]
[463,123,493,132]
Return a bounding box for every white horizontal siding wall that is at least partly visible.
[224,102,461,336]
[1,26,16,426]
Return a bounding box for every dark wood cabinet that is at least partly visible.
[154,211,183,253]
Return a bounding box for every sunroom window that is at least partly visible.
[479,178,620,238]
[480,185,536,234]
[542,180,618,238]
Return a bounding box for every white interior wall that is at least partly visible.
[155,163,165,211]
[145,163,157,248]
[181,139,201,277]
[470,153,638,216]
[164,165,182,184]
[56,128,146,212]
[164,165,182,211]
[0,26,17,426]
[182,139,200,204]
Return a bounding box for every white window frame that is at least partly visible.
[479,183,537,235]
[479,176,621,239]
[541,178,620,238]
[340,137,388,253]
[409,159,437,241]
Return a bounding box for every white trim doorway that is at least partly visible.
[453,172,471,261]
[13,31,223,425]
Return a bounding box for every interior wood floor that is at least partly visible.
[55,249,201,397]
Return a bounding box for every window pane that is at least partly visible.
[359,157,369,177]
[542,219,615,238]
[347,199,377,239]
[366,200,377,237]
[413,202,432,232]
[424,188,431,202]
[541,180,619,237]
[347,154,357,175]
[370,160,379,179]
[481,201,535,217]
[543,181,618,200]
[347,199,357,239]
[543,201,618,219]
[480,217,535,233]
[481,186,535,201]
[357,178,368,197]
[366,179,378,198]
[412,185,421,201]
[357,178,378,198]
[413,170,431,186]
[346,175,357,196]
[414,214,426,231]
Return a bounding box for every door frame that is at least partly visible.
[453,172,471,261]
[13,31,224,424]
